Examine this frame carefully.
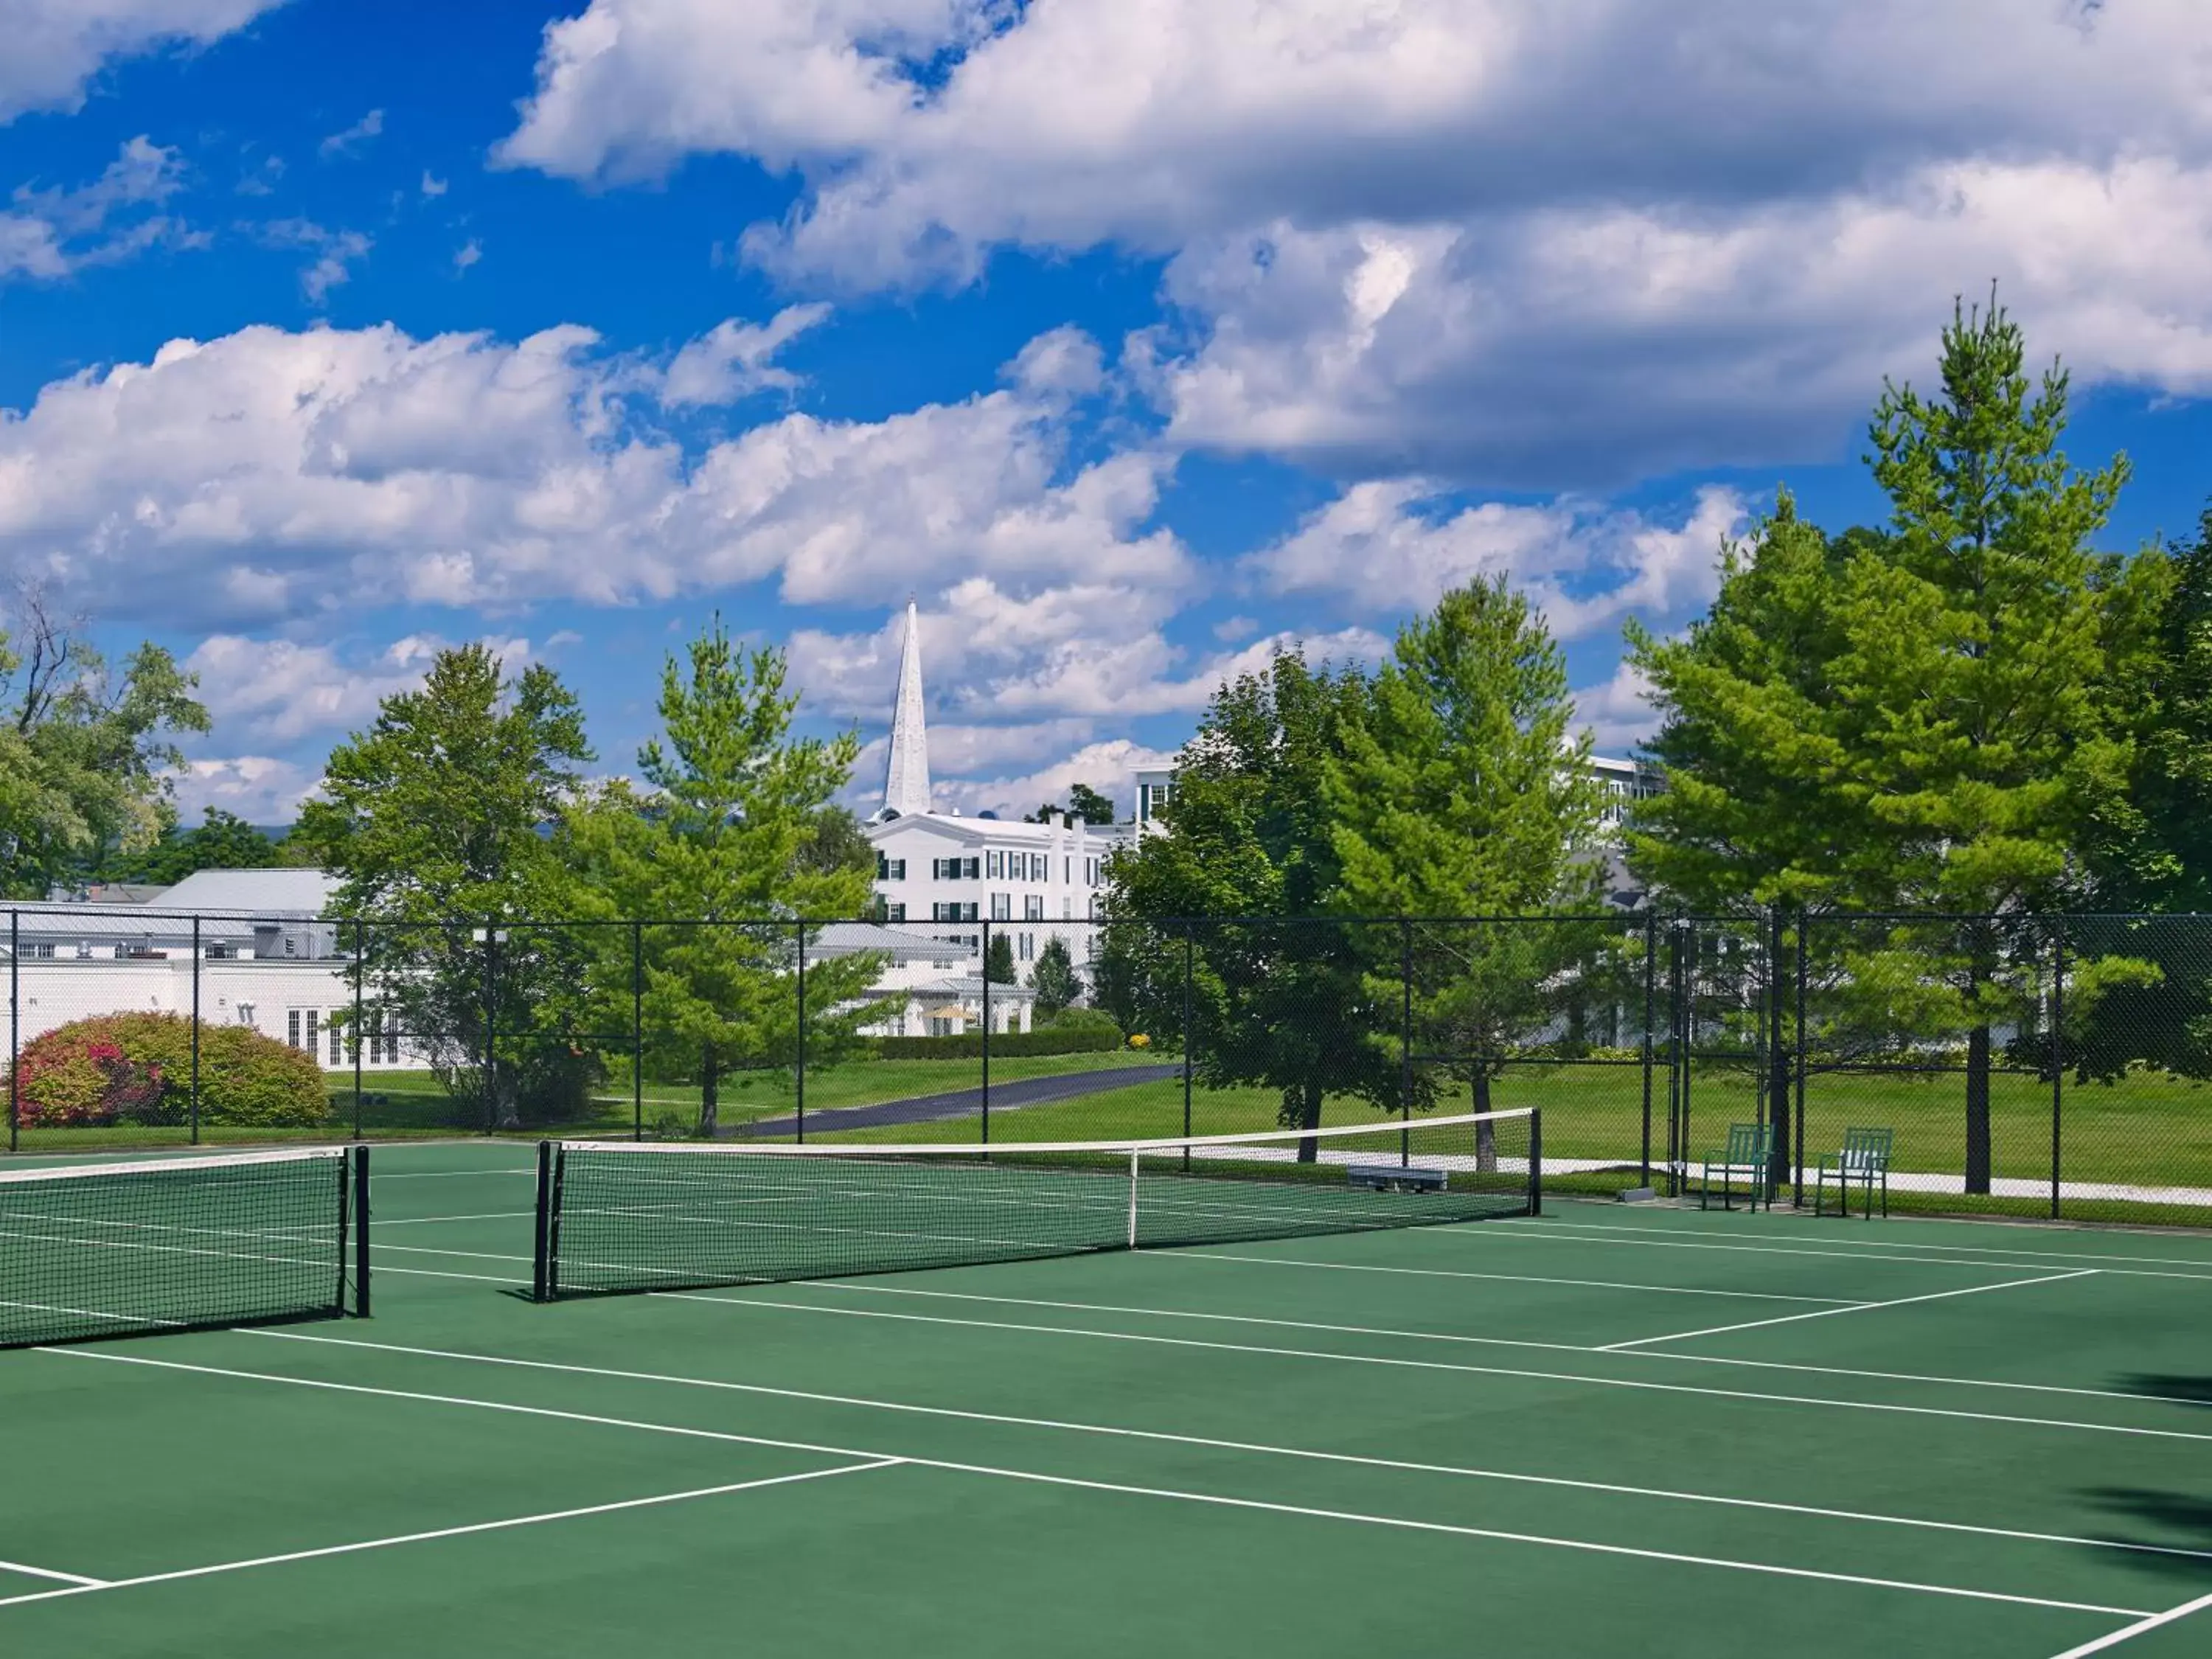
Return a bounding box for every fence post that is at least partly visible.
[795,919,807,1145]
[1182,922,1194,1166]
[1795,908,1809,1208]
[1640,910,1655,1187]
[351,919,364,1141]
[189,915,202,1145]
[482,922,498,1134]
[630,920,644,1143]
[1766,906,1787,1203]
[9,908,18,1153]
[1396,919,1415,1166]
[980,918,991,1145]
[2051,922,2065,1222]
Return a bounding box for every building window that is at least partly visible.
[987,850,1004,877]
[990,892,1011,920]
[287,1009,300,1048]
[1062,900,1074,920]
[932,902,979,922]
[877,855,906,880]
[327,1016,344,1066]
[884,902,906,924]
[1020,933,1034,961]
[1024,894,1044,921]
[18,942,55,960]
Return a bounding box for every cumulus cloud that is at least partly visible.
[933,739,1181,821]
[254,218,372,303]
[660,303,830,406]
[317,108,384,160]
[3,136,193,281]
[1573,660,1660,757]
[183,632,532,744]
[0,0,280,125]
[1250,481,1745,637]
[173,755,322,824]
[0,319,1189,632]
[493,0,2212,484]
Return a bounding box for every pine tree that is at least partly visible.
[984,931,1017,985]
[1029,935,1081,1018]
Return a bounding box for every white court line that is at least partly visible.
[2045,1587,2212,1656]
[23,1348,2149,1621]
[0,1462,901,1610]
[672,1292,2212,1446]
[254,1329,2212,1569]
[0,1559,105,1588]
[1599,1270,2099,1352]
[1160,1251,1870,1304]
[1440,1220,2212,1284]
[1545,1213,2212,1276]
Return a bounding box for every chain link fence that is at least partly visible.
[8,905,2212,1225]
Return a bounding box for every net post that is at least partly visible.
[1526,1108,1543,1217]
[189,916,201,1145]
[1181,922,1194,1170]
[1127,1144,1141,1248]
[482,922,498,1135]
[532,1139,554,1301]
[1794,908,1808,1208]
[352,1144,372,1319]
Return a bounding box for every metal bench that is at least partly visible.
[1815,1127,1893,1218]
[1697,1122,1773,1212]
[1346,1164,1448,1194]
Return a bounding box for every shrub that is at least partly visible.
[7,1013,330,1129]
[1040,1006,1121,1035]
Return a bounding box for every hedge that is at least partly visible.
[869,1026,1131,1061]
[7,1012,330,1128]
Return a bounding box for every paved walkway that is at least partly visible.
[734,1062,1187,1139]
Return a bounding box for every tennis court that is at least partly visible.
[4,1128,2211,1658]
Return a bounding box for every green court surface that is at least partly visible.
[4,1142,2212,1658]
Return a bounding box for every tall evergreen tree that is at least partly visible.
[1326,580,1607,1157]
[560,621,879,1136]
[1632,295,2157,1191]
[1105,651,1394,1152]
[983,931,1018,985]
[1029,935,1081,1018]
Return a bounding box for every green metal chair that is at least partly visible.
[1698,1122,1772,1212]
[1815,1127,1893,1218]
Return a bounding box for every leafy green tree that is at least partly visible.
[0,587,207,897]
[294,644,594,1127]
[101,808,284,886]
[796,804,877,889]
[1632,294,2157,1191]
[1326,578,1607,1161]
[1106,650,1394,1154]
[1026,784,1115,825]
[984,931,1018,984]
[1029,934,1081,1018]
[560,621,880,1136]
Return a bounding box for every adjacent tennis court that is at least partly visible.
[4,1128,2211,1658]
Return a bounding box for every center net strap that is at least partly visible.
[537,1110,1538,1299]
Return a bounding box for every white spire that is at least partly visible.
[881,597,933,817]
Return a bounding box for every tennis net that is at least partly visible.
[534,1108,1538,1299]
[0,1146,369,1349]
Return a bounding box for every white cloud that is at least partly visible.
[492,0,2212,484]
[1250,481,1745,637]
[1573,660,1659,757]
[256,218,372,303]
[0,321,1189,632]
[318,108,385,160]
[183,632,532,744]
[933,739,1180,821]
[660,303,830,407]
[174,755,321,824]
[0,0,281,125]
[420,170,448,198]
[453,237,482,274]
[3,136,192,281]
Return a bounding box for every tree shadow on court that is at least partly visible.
[2119,1372,2212,1405]
[2078,1485,2212,1581]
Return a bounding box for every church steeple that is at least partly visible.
[881,597,932,817]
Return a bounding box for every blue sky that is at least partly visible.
[2,0,2208,825]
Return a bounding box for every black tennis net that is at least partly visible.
[534,1109,1539,1299]
[0,1147,369,1349]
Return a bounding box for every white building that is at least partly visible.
[865,599,1135,979]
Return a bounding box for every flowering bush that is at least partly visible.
[7,1013,330,1128]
